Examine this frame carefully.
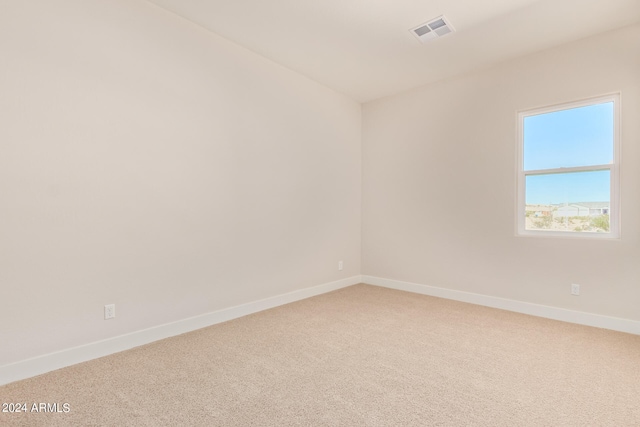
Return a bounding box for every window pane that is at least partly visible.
[523,102,613,170]
[525,170,610,233]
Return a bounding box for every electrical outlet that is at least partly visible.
[338,260,343,271]
[104,304,116,319]
[571,284,580,296]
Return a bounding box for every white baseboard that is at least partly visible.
[362,275,640,336]
[0,275,362,386]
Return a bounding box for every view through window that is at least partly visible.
[518,95,619,237]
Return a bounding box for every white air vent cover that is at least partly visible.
[411,15,455,43]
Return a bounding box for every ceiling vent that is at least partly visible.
[411,15,455,43]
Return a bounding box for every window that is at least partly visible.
[517,94,620,238]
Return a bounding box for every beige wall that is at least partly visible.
[0,0,361,366]
[362,25,640,321]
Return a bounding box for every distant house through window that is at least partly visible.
[517,94,620,238]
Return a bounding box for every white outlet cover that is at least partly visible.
[104,304,116,319]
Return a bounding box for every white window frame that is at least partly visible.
[516,93,621,239]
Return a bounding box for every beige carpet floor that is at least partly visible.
[1,284,640,426]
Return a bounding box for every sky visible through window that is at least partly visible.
[524,102,613,205]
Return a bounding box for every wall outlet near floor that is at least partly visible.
[104,304,116,319]
[338,260,343,271]
[571,284,580,296]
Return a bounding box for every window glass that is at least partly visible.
[518,94,619,238]
[524,171,610,233]
[523,102,614,171]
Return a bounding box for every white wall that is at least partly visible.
[0,0,361,367]
[362,25,640,321]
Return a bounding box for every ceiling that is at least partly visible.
[145,0,640,103]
